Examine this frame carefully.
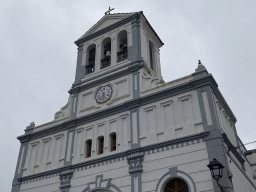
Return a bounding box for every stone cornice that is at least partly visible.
[75,12,141,46]
[17,74,236,143]
[222,133,245,164]
[69,60,144,94]
[18,131,208,183]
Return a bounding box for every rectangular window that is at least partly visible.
[86,140,92,158]
[111,134,116,151]
[98,137,104,155]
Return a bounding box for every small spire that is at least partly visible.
[197,59,204,68]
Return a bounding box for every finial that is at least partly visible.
[105,7,115,15]
[198,60,202,64]
[30,122,35,128]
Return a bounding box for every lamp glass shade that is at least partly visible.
[207,158,224,181]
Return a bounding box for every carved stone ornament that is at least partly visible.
[82,174,121,192]
[127,152,144,173]
[59,170,74,192]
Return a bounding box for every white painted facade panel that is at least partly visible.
[77,74,132,117]
[22,131,67,177]
[214,94,237,147]
[139,90,202,147]
[72,111,130,164]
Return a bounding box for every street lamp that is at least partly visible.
[207,158,225,191]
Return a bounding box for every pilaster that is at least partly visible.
[127,152,144,192]
[73,44,85,86]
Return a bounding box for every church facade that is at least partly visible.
[12,11,256,192]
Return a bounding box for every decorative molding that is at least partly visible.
[143,105,156,111]
[59,170,74,192]
[127,152,144,173]
[30,141,40,146]
[94,36,104,47]
[222,133,245,164]
[178,94,192,101]
[19,75,218,142]
[54,96,71,120]
[75,12,142,46]
[108,29,120,40]
[155,167,196,192]
[160,100,173,107]
[82,174,121,192]
[18,132,208,184]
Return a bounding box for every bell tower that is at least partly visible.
[71,11,164,92]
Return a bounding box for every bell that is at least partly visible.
[106,51,111,56]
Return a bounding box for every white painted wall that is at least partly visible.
[139,90,203,147]
[228,153,256,191]
[76,74,132,117]
[141,141,214,192]
[71,111,130,165]
[214,95,237,147]
[22,131,67,177]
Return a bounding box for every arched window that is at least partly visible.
[117,30,128,62]
[101,37,111,69]
[86,44,96,74]
[86,140,92,158]
[98,136,104,155]
[149,41,154,71]
[164,178,188,192]
[110,133,116,151]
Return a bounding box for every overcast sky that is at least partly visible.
[1,1,256,191]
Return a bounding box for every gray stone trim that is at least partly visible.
[17,132,208,184]
[69,59,144,94]
[155,167,196,192]
[24,125,33,135]
[130,107,140,149]
[81,174,121,192]
[75,12,140,46]
[11,142,29,192]
[70,93,79,119]
[222,133,245,164]
[129,17,142,62]
[127,152,144,173]
[59,170,74,192]
[248,149,256,153]
[196,86,235,192]
[130,172,142,192]
[72,60,131,88]
[18,75,218,142]
[73,44,85,86]
[64,126,76,166]
[132,71,140,98]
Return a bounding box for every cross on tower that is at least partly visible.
[105,7,115,15]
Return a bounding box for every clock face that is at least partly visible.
[95,85,113,103]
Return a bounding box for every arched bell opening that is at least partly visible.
[117,30,128,62]
[86,44,96,75]
[101,37,111,69]
[164,178,189,192]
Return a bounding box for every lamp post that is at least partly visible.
[207,158,225,191]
